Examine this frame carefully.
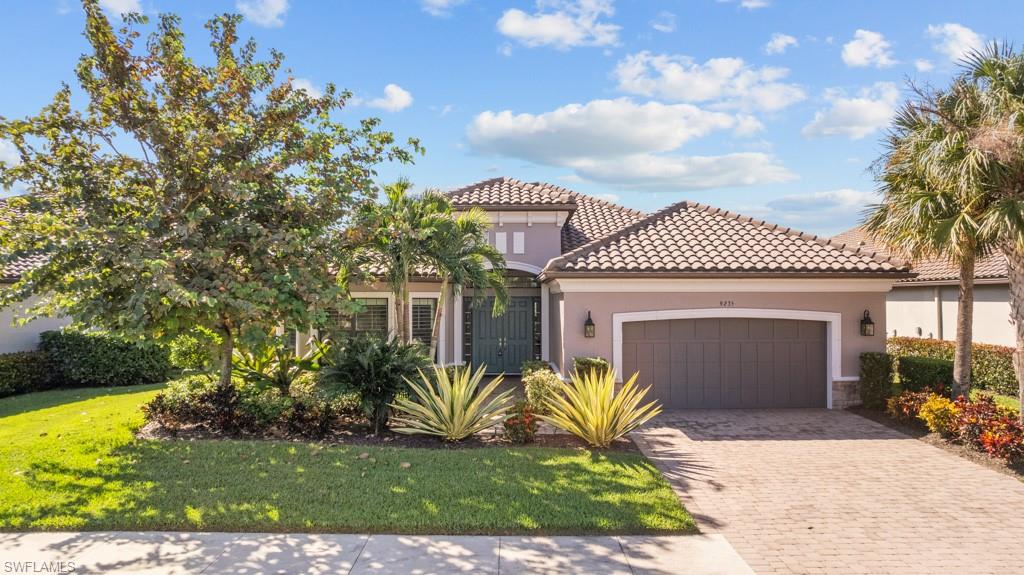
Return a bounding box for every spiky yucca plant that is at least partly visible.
[391,364,514,441]
[540,369,662,448]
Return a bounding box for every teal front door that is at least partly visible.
[469,296,538,374]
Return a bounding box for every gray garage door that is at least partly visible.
[621,317,827,408]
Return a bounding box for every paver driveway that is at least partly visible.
[633,409,1024,575]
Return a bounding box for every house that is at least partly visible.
[298,177,911,409]
[833,226,1013,347]
[0,252,69,353]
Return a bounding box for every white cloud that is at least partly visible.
[368,84,413,112]
[764,33,798,55]
[236,0,289,28]
[842,29,896,68]
[747,188,880,234]
[613,51,806,112]
[0,140,20,166]
[592,192,620,202]
[420,0,465,17]
[467,98,795,190]
[496,0,620,50]
[914,59,935,72]
[717,0,769,9]
[733,114,765,136]
[99,0,141,14]
[802,82,900,140]
[650,11,676,33]
[290,78,322,98]
[926,23,983,62]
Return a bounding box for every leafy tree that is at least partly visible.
[865,79,996,398]
[424,207,507,360]
[0,1,419,389]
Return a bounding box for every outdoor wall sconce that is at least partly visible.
[860,310,875,337]
[584,311,596,338]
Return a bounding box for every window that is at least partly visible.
[494,231,507,254]
[411,298,436,347]
[324,297,389,340]
[513,232,525,254]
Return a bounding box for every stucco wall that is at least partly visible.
[484,222,563,271]
[0,294,70,354]
[553,290,888,379]
[887,284,1013,347]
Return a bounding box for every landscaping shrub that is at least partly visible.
[885,390,934,423]
[918,395,960,436]
[522,369,562,414]
[541,369,661,448]
[40,330,171,387]
[888,336,1016,396]
[232,337,325,393]
[319,336,429,434]
[0,351,54,397]
[504,400,538,444]
[895,356,953,394]
[391,365,513,441]
[169,327,222,371]
[572,356,611,377]
[949,395,1024,464]
[859,352,893,409]
[520,360,550,377]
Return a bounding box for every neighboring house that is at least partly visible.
[0,253,70,353]
[833,226,1013,347]
[296,177,911,409]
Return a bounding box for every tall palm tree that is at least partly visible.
[354,180,451,343]
[865,79,996,398]
[957,43,1024,420]
[425,207,508,361]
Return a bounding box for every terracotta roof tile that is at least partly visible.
[833,226,1008,284]
[561,192,647,252]
[446,177,574,208]
[2,253,46,282]
[547,202,909,276]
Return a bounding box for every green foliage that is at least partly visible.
[0,2,419,389]
[0,351,54,397]
[540,369,662,448]
[320,336,430,434]
[522,369,562,415]
[391,365,514,441]
[231,337,325,393]
[290,371,359,414]
[572,356,612,377]
[169,327,222,372]
[859,352,894,409]
[885,390,934,423]
[504,400,539,444]
[918,395,960,436]
[40,330,171,387]
[520,360,551,377]
[896,356,954,394]
[888,337,1016,396]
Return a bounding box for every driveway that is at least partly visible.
[633,409,1024,575]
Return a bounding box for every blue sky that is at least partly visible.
[0,0,1016,235]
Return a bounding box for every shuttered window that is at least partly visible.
[323,298,389,340]
[411,298,436,348]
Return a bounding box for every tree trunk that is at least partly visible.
[1003,243,1024,424]
[217,321,234,389]
[393,287,404,343]
[429,278,449,362]
[952,256,975,399]
[402,269,412,343]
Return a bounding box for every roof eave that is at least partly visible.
[451,203,577,212]
[540,270,916,282]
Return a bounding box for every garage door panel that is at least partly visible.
[646,320,671,340]
[670,319,695,339]
[695,318,720,339]
[622,322,646,341]
[721,318,749,339]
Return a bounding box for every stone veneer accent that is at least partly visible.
[832,379,861,409]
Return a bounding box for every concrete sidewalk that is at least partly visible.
[0,532,752,574]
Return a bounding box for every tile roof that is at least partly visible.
[1,253,46,282]
[561,191,648,252]
[546,201,910,276]
[446,177,575,209]
[833,226,1008,284]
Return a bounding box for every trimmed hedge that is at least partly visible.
[0,351,54,398]
[39,330,172,388]
[859,352,893,409]
[572,356,612,377]
[887,336,1016,396]
[896,356,954,394]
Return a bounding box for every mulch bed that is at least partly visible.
[137,414,639,452]
[849,406,1024,481]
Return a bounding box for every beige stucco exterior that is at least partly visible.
[887,283,1013,347]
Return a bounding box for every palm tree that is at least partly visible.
[956,44,1024,420]
[354,180,451,343]
[424,207,508,361]
[865,79,996,398]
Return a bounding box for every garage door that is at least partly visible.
[621,317,827,408]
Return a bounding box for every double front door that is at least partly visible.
[470,296,538,374]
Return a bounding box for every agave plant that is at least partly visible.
[391,364,514,441]
[540,369,662,448]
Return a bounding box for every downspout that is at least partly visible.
[935,286,944,340]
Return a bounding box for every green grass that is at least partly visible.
[0,385,694,534]
[970,389,1021,412]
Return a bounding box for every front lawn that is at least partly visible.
[0,385,694,534]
